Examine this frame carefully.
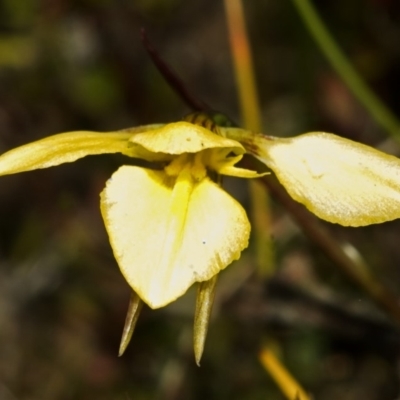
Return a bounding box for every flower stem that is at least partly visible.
[224,0,273,278]
[224,0,261,132]
[259,347,310,400]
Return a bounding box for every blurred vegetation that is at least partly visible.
[1,0,400,399]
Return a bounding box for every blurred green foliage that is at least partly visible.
[0,1,400,399]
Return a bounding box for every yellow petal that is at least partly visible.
[129,121,245,156]
[0,125,163,176]
[255,132,400,226]
[100,166,250,308]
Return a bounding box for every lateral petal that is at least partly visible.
[255,132,400,226]
[0,125,163,176]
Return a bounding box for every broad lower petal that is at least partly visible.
[255,132,400,226]
[100,166,250,308]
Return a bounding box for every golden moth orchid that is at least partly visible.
[1,113,400,361]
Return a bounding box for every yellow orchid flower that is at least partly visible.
[3,113,400,362]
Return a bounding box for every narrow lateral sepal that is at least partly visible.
[193,274,218,366]
[118,291,143,356]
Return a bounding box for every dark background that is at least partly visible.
[0,0,400,399]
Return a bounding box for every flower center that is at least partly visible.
[164,151,208,181]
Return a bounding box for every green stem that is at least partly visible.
[291,0,400,142]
